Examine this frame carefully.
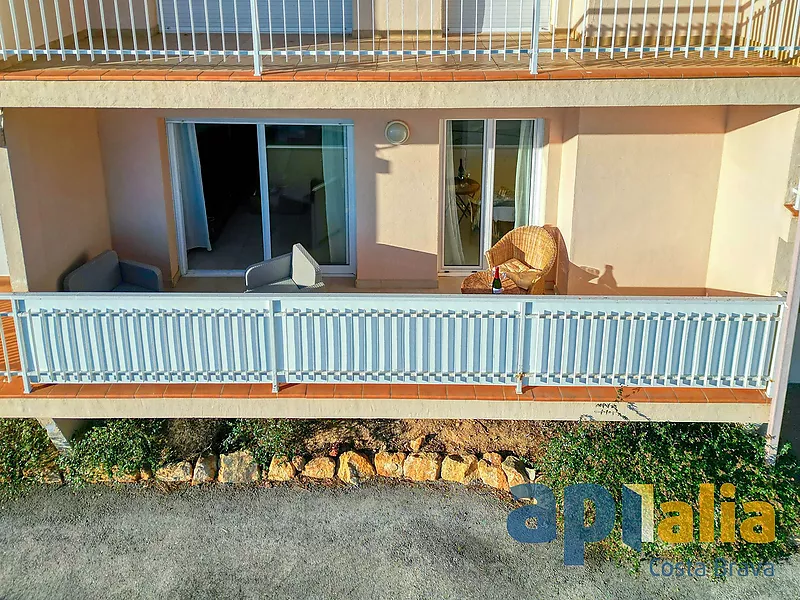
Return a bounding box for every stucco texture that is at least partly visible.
[706,106,800,297]
[557,106,726,295]
[3,108,112,292]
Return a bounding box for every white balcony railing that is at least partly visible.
[1,292,783,395]
[0,0,798,75]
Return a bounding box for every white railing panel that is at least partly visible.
[522,297,782,388]
[276,295,522,383]
[5,293,784,392]
[14,294,276,384]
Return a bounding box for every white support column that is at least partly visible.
[0,113,30,293]
[529,0,542,73]
[37,418,85,452]
[766,214,800,463]
[250,0,263,75]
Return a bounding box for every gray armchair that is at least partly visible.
[63,250,163,292]
[245,244,324,293]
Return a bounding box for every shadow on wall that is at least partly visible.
[549,228,761,297]
[357,114,440,286]
[56,252,91,292]
[359,245,439,286]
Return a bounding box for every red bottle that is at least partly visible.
[492,267,502,294]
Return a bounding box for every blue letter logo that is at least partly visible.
[507,483,557,544]
[563,484,616,566]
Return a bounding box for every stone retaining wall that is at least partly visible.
[108,450,535,491]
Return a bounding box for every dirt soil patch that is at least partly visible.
[293,419,565,460]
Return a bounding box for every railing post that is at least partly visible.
[268,299,280,392]
[529,0,542,74]
[515,300,528,394]
[10,298,32,394]
[250,0,262,76]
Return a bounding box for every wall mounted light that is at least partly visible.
[384,120,410,145]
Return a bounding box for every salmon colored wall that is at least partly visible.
[554,107,578,293]
[706,106,800,296]
[557,106,726,295]
[96,111,179,281]
[90,108,564,288]
[3,108,112,292]
[351,110,440,285]
[353,0,441,32]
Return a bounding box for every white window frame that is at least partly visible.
[166,117,357,278]
[437,118,545,275]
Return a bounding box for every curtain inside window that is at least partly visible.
[174,123,211,252]
[321,126,347,265]
[443,121,466,266]
[514,120,535,228]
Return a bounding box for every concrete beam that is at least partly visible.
[0,78,799,110]
[4,395,771,423]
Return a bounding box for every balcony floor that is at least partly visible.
[1,30,798,81]
[0,377,770,403]
[170,275,466,293]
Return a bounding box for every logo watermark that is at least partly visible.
[506,483,776,566]
[648,558,774,577]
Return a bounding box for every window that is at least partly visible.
[440,118,544,271]
[167,120,355,277]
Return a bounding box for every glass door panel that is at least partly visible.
[264,124,348,266]
[491,120,535,246]
[443,119,485,268]
[187,123,264,272]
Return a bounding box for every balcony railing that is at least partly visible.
[0,0,798,75]
[0,292,783,395]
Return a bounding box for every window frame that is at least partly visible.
[437,118,546,275]
[166,117,357,278]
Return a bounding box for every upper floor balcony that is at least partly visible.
[1,0,800,80]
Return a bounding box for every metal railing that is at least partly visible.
[0,292,783,395]
[0,0,797,75]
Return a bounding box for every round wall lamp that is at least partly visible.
[385,120,410,145]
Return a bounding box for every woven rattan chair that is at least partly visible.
[484,226,557,295]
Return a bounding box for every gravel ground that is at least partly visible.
[0,483,798,600]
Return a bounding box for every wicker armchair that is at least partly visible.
[484,226,557,295]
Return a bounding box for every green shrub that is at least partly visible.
[223,419,297,466]
[0,418,56,493]
[59,419,170,483]
[537,422,800,569]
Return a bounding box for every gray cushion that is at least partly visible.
[248,278,300,293]
[63,250,123,292]
[119,260,164,291]
[245,254,292,291]
[64,250,163,293]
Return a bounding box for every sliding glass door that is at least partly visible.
[262,125,348,266]
[169,120,354,277]
[440,118,543,272]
